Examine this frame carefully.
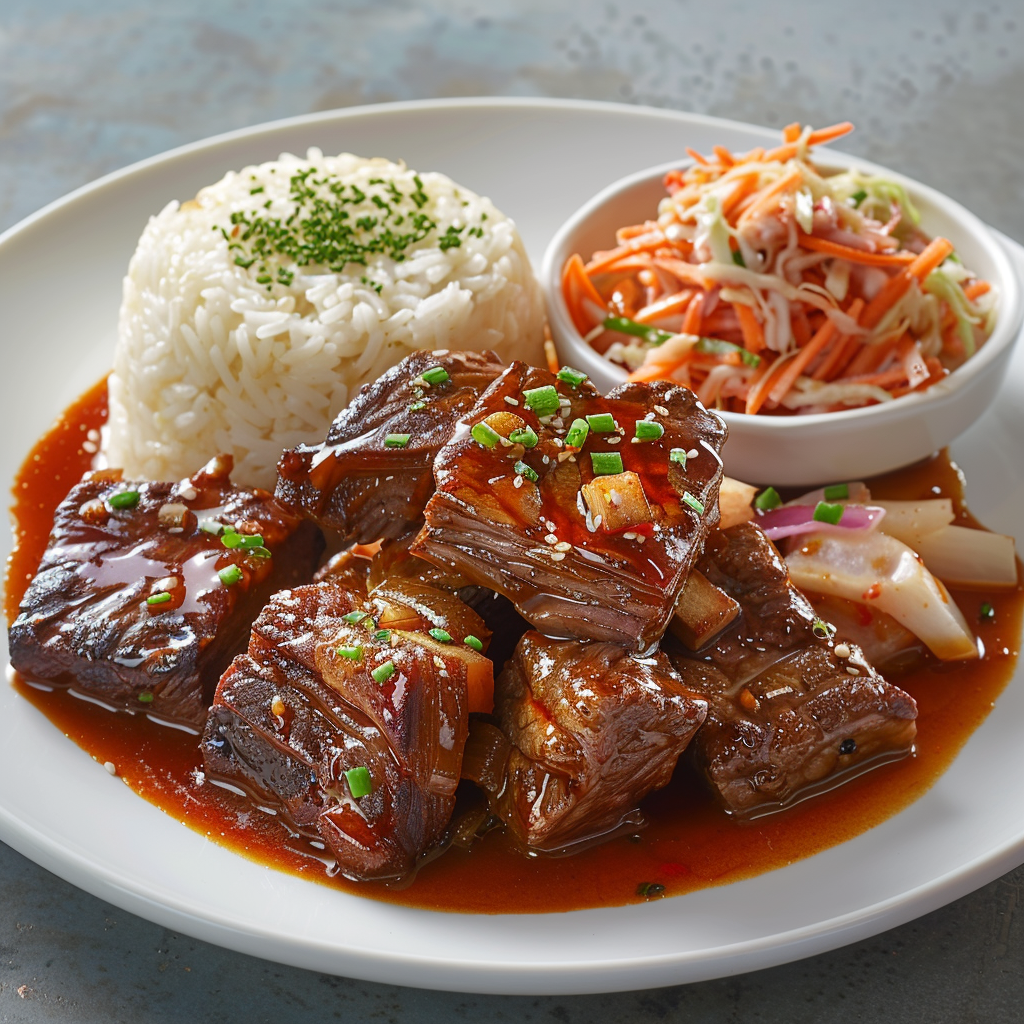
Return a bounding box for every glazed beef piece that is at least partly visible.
[465,632,707,853]
[9,455,322,727]
[275,349,505,544]
[202,576,494,882]
[666,523,918,816]
[412,361,727,652]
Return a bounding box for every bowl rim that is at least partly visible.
[541,149,1024,430]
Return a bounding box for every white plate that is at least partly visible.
[0,98,1021,996]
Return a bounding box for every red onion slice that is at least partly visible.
[757,503,886,540]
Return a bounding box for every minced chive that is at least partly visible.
[731,249,746,267]
[421,366,450,386]
[146,592,173,606]
[372,628,392,643]
[345,766,373,799]
[694,336,761,368]
[634,420,664,441]
[812,617,836,640]
[464,635,484,652]
[471,422,501,448]
[556,366,588,387]
[565,418,590,448]
[137,692,154,704]
[755,486,782,511]
[199,519,224,535]
[509,426,539,448]
[849,189,868,207]
[108,490,140,510]
[669,448,688,467]
[823,483,849,501]
[586,413,617,433]
[682,492,705,515]
[980,602,995,622]
[523,385,560,417]
[371,661,396,685]
[384,433,410,448]
[218,565,244,586]
[514,460,539,483]
[603,316,674,346]
[336,645,363,660]
[591,452,623,476]
[813,501,844,525]
[636,882,665,898]
[342,610,370,625]
[408,400,427,412]
[429,628,452,643]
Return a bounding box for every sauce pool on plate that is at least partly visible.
[5,377,1022,914]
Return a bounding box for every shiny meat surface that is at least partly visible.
[412,361,727,652]
[9,455,322,726]
[202,576,493,882]
[667,523,918,816]
[468,631,707,853]
[275,349,505,544]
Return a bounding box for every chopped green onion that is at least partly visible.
[590,452,623,476]
[586,413,617,433]
[565,418,590,449]
[849,189,868,207]
[336,645,363,661]
[636,882,665,898]
[682,492,705,515]
[669,448,688,467]
[813,501,844,525]
[146,592,172,606]
[421,366,450,386]
[429,628,452,643]
[342,610,370,625]
[634,420,664,441]
[137,691,154,704]
[199,519,224,535]
[238,534,265,549]
[384,433,411,448]
[812,617,836,640]
[108,490,140,510]
[755,487,782,511]
[371,661,396,685]
[980,602,995,622]
[603,316,674,346]
[218,565,244,586]
[372,628,392,642]
[509,426,539,448]
[522,385,560,417]
[514,460,539,483]
[731,249,746,267]
[471,422,501,448]
[221,531,243,549]
[464,635,484,652]
[345,766,373,799]
[556,366,588,387]
[247,546,272,560]
[408,400,427,412]
[823,483,849,501]
[694,336,761,368]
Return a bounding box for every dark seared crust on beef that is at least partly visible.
[667,523,918,816]
[9,455,322,726]
[412,361,727,652]
[275,349,505,544]
[202,577,491,882]
[472,632,707,853]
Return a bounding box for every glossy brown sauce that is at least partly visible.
[6,378,1023,914]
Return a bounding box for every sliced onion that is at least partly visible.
[757,503,886,540]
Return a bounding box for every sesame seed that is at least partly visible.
[513,475,524,489]
[623,532,637,540]
[687,448,699,459]
[553,541,572,552]
[504,396,519,406]
[607,436,621,444]
[104,761,117,776]
[550,551,566,562]
[654,405,669,416]
[834,643,851,659]
[544,533,558,544]
[846,666,860,675]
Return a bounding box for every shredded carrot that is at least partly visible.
[721,171,762,220]
[798,234,916,268]
[713,145,736,167]
[735,302,766,353]
[739,166,803,224]
[686,147,710,166]
[585,234,667,275]
[764,121,855,162]
[544,338,560,375]
[682,293,704,335]
[561,253,607,333]
[767,317,838,406]
[634,290,695,323]
[963,280,991,301]
[782,122,802,143]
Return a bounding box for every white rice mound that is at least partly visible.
[105,148,546,489]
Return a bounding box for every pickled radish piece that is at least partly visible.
[786,532,978,661]
[913,525,1018,588]
[874,498,955,548]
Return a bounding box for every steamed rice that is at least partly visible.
[105,149,546,488]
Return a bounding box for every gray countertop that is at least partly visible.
[1,1,1022,1020]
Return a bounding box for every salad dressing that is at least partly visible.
[5,378,1021,914]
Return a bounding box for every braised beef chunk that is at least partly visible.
[412,362,727,652]
[275,349,505,544]
[466,632,707,853]
[202,576,494,881]
[666,523,918,816]
[9,455,322,726]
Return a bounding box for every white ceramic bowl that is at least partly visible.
[542,154,1023,486]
